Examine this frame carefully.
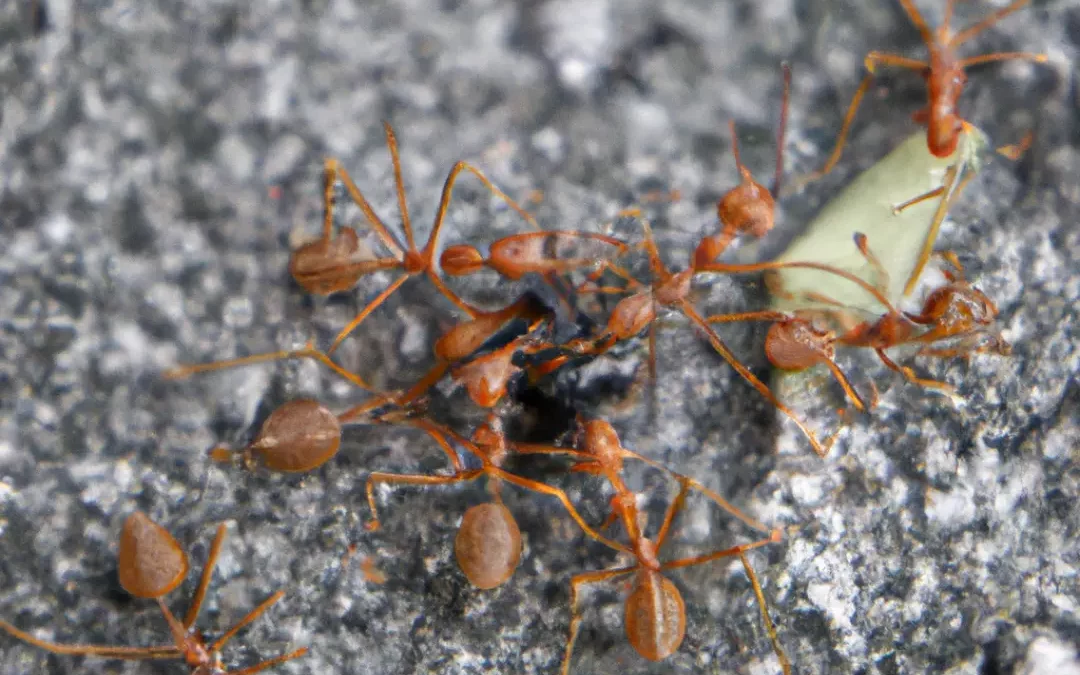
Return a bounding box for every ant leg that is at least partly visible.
[382,123,416,252]
[706,310,791,325]
[852,232,890,295]
[903,165,977,297]
[918,335,1010,359]
[164,341,378,393]
[227,647,311,675]
[896,0,934,44]
[396,362,451,406]
[627,448,775,534]
[425,269,482,319]
[956,51,1048,69]
[486,467,630,554]
[739,551,792,675]
[792,49,928,190]
[327,273,412,355]
[0,620,179,659]
[365,470,485,531]
[874,348,955,393]
[789,74,873,190]
[184,523,228,629]
[864,52,927,74]
[892,186,945,214]
[423,160,541,312]
[659,530,779,572]
[324,158,405,256]
[208,591,288,654]
[823,360,869,413]
[677,300,828,457]
[950,0,1033,48]
[408,419,467,472]
[560,568,637,675]
[654,479,692,549]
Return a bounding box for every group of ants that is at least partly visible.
[3,1,1049,673]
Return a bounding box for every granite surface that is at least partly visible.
[1,1,1078,674]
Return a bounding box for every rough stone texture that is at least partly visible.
[1,1,1077,674]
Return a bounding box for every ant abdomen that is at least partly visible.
[118,511,189,599]
[454,502,522,590]
[246,399,342,473]
[288,227,364,295]
[625,571,686,662]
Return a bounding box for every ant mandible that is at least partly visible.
[0,512,306,674]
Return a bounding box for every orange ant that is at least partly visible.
[288,122,540,355]
[167,298,561,474]
[392,292,556,407]
[704,233,1008,401]
[510,419,788,673]
[805,0,1047,182]
[166,291,557,415]
[0,512,306,674]
[834,244,1010,373]
[695,62,792,267]
[566,218,833,456]
[363,412,627,590]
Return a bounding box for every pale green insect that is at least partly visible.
[769,125,991,320]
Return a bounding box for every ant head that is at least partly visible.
[119,512,189,599]
[952,284,998,325]
[472,414,508,454]
[454,348,519,408]
[719,119,778,240]
[249,399,342,473]
[440,244,485,276]
[717,180,776,240]
[927,114,964,158]
[183,642,215,671]
[582,419,623,469]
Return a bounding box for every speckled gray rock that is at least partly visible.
[1,1,1077,674]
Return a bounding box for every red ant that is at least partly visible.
[288,122,539,355]
[164,295,547,412]
[704,233,1008,403]
[804,0,1047,183]
[0,512,306,674]
[392,292,555,407]
[363,412,626,590]
[567,218,834,456]
[510,419,789,673]
[695,62,792,267]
